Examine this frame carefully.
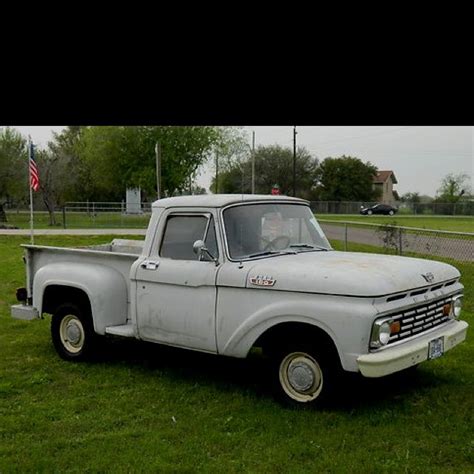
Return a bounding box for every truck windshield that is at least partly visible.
[223,203,332,260]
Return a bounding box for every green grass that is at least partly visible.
[5,212,473,232]
[4,211,151,229]
[0,236,473,472]
[319,215,474,233]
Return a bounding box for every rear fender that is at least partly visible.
[34,262,128,335]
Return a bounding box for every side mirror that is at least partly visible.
[193,240,218,265]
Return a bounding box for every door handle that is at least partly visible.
[140,260,160,270]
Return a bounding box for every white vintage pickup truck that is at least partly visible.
[12,195,468,406]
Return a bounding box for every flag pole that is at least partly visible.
[28,137,34,245]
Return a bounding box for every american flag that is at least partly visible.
[29,141,40,192]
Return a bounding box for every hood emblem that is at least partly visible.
[421,272,435,283]
[250,275,276,287]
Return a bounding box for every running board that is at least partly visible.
[105,324,136,338]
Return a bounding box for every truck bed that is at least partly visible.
[23,239,144,299]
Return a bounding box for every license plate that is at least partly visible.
[428,337,444,360]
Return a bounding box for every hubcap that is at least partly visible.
[279,352,323,403]
[59,315,85,354]
[66,323,81,344]
[288,362,315,391]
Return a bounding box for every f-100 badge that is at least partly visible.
[249,275,276,287]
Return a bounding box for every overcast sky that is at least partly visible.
[7,126,473,197]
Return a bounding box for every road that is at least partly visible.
[1,226,472,263]
[321,223,473,263]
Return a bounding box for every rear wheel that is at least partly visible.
[388,210,394,216]
[51,303,98,361]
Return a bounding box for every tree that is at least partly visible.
[48,126,92,202]
[78,126,225,200]
[436,173,472,203]
[35,146,78,226]
[211,145,319,199]
[0,127,27,223]
[401,191,421,214]
[315,156,379,201]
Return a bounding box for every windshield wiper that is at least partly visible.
[247,250,281,258]
[289,244,329,251]
[247,250,296,258]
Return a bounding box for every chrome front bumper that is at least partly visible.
[357,320,468,378]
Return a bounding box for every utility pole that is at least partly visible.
[215,151,219,194]
[155,142,161,199]
[293,126,297,197]
[251,130,256,194]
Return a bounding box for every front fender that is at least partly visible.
[33,262,128,335]
[217,289,376,371]
[222,311,340,359]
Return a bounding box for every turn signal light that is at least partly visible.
[390,321,401,334]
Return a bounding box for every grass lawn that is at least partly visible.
[4,211,151,230]
[5,212,473,233]
[1,236,473,472]
[319,215,474,233]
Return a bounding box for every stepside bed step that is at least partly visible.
[105,324,136,338]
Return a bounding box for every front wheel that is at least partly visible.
[51,303,98,361]
[388,210,394,216]
[367,210,373,215]
[272,345,338,407]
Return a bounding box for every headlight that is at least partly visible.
[370,319,392,348]
[451,295,463,318]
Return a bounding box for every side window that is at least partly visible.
[160,215,208,260]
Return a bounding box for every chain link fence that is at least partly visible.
[61,202,152,229]
[310,201,474,216]
[3,203,153,229]
[319,219,474,282]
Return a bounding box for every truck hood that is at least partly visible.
[245,251,460,297]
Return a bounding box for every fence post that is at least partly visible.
[398,228,403,255]
[344,223,348,251]
[62,207,66,229]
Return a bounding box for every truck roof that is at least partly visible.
[152,194,308,209]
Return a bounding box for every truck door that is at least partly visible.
[135,211,220,352]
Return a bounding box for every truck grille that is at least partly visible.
[387,296,454,344]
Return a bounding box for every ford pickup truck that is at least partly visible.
[11,195,468,406]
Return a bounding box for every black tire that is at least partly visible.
[367,210,373,215]
[271,343,341,408]
[388,210,394,216]
[51,303,98,361]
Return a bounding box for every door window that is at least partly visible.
[160,214,219,261]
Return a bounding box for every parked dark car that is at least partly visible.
[360,203,398,216]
